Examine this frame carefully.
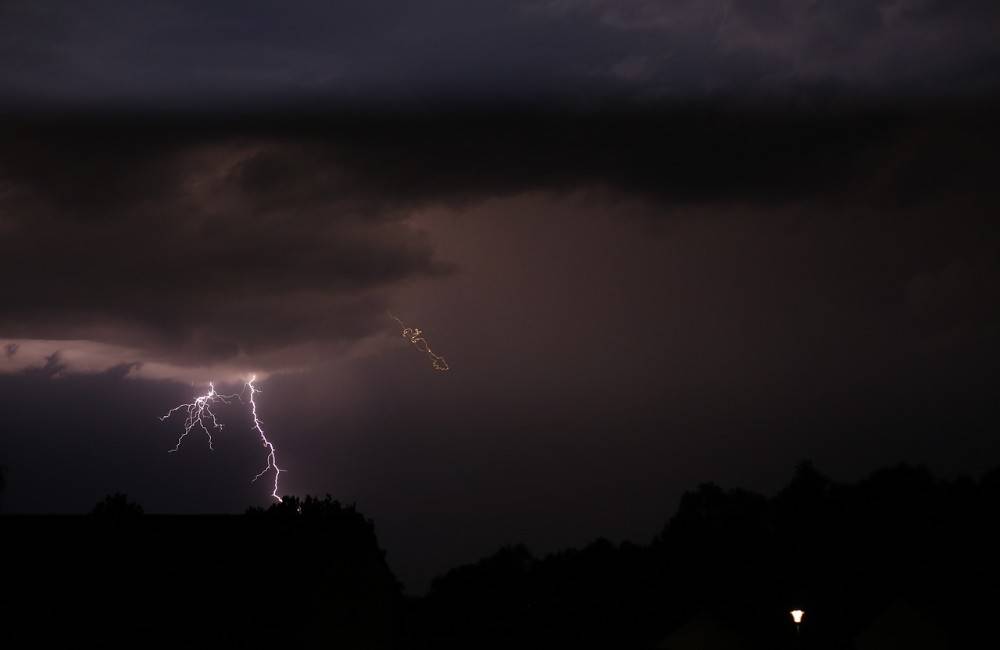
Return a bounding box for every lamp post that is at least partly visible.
[790,609,805,636]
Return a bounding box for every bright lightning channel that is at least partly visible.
[159,382,240,453]
[388,312,450,371]
[247,376,283,502]
[160,376,284,502]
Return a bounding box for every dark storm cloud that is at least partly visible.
[2,2,999,600]
[0,123,458,375]
[1,0,998,109]
[2,104,998,377]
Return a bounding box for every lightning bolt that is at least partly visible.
[159,382,240,453]
[247,376,283,502]
[388,312,450,371]
[161,376,284,502]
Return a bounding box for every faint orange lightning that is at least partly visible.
[388,312,450,372]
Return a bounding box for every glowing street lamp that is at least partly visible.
[790,609,805,635]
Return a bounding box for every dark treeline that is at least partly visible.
[410,462,1000,649]
[2,463,998,648]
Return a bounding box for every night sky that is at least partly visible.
[2,1,999,592]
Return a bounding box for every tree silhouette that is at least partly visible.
[4,462,998,648]
[5,492,404,648]
[90,491,144,516]
[414,460,1000,649]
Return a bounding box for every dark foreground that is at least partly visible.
[3,498,402,648]
[4,465,999,648]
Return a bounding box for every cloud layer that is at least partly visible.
[2,107,998,380]
[1,0,998,108]
[537,0,1000,94]
[1,128,455,379]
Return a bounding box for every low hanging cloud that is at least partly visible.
[0,339,246,383]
